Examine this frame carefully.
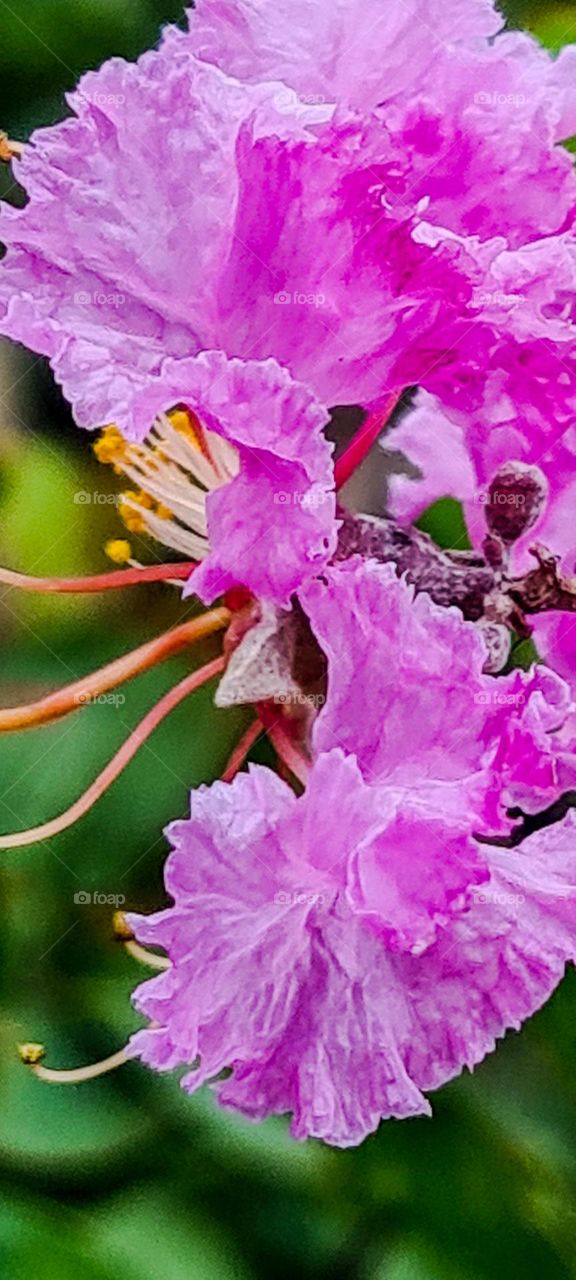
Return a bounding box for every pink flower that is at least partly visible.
[128,562,576,1144]
[128,748,576,1146]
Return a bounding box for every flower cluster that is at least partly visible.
[4,0,576,1146]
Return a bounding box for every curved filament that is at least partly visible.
[0,608,229,733]
[0,656,226,849]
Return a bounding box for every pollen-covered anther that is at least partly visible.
[113,910,134,942]
[0,131,23,162]
[18,1042,46,1066]
[113,909,170,969]
[93,409,239,563]
[93,424,128,472]
[105,539,133,565]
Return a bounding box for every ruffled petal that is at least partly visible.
[176,0,501,110]
[129,352,336,605]
[0,43,327,430]
[401,816,576,1093]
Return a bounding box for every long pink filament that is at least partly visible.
[256,703,310,786]
[0,656,225,849]
[221,717,264,783]
[0,608,229,733]
[334,390,403,490]
[0,562,196,593]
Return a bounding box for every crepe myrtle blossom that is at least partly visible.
[11,485,576,1146]
[6,0,576,1145]
[124,757,576,1146]
[10,503,576,1144]
[119,562,576,1146]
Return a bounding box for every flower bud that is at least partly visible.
[484,461,548,544]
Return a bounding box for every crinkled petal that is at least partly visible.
[401,816,576,1093]
[0,43,327,430]
[300,559,494,784]
[129,352,336,605]
[176,0,501,111]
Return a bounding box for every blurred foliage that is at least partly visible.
[1,1,576,1278]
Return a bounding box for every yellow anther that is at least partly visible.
[18,1042,46,1066]
[170,408,202,449]
[155,503,173,521]
[93,425,128,471]
[119,506,147,535]
[105,539,132,565]
[119,489,154,535]
[0,131,23,162]
[112,910,134,942]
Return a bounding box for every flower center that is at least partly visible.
[94,408,239,561]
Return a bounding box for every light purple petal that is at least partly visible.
[129,351,336,605]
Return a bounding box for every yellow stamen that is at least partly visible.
[171,407,202,448]
[18,1042,46,1066]
[19,1042,129,1084]
[112,910,134,942]
[0,131,23,162]
[93,425,128,472]
[119,490,152,535]
[113,911,170,968]
[105,539,133,565]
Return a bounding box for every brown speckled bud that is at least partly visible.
[484,462,548,545]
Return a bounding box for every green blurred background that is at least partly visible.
[1,2,576,1277]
